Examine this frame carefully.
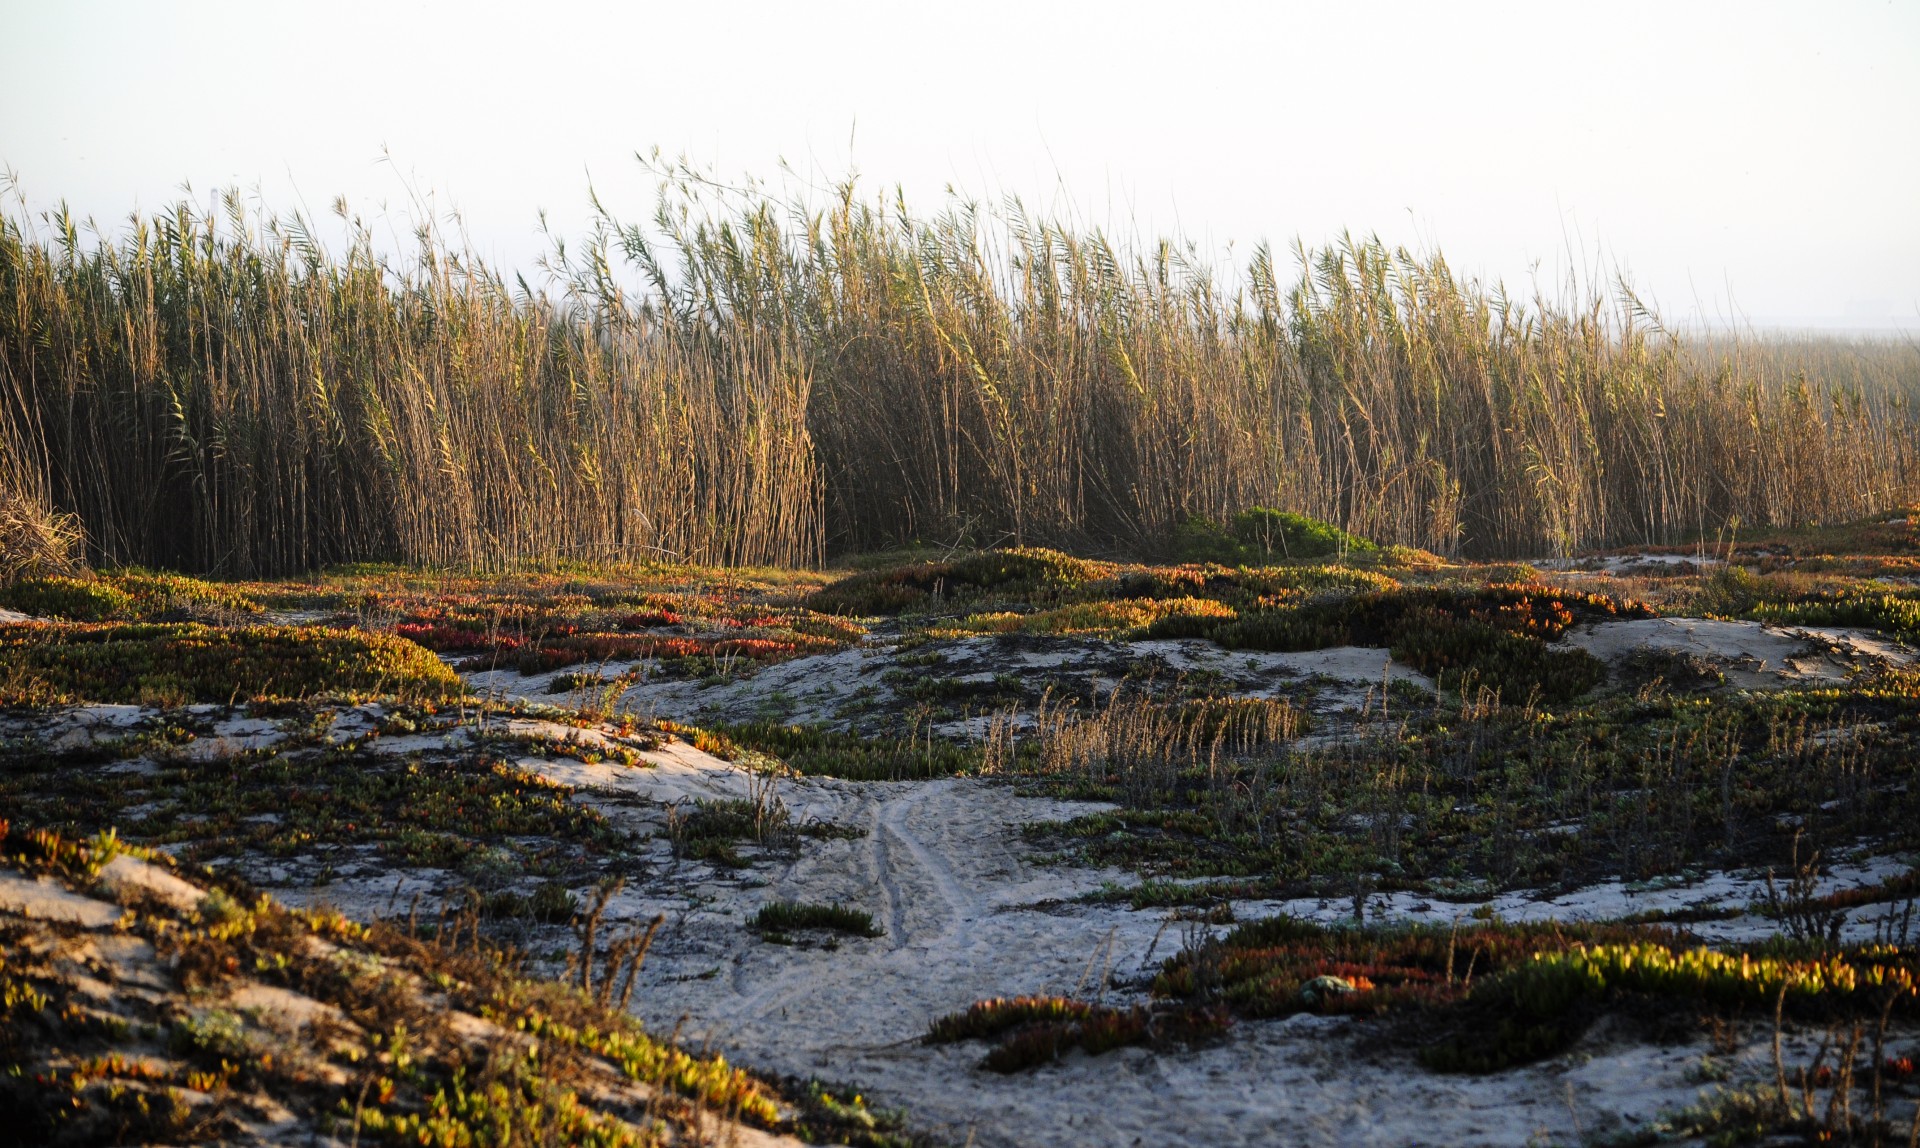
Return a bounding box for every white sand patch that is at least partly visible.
[226,982,352,1035]
[0,607,36,623]
[171,717,289,761]
[516,739,747,804]
[360,728,478,756]
[0,703,155,749]
[1539,553,1720,576]
[0,871,123,928]
[494,716,662,756]
[1559,617,1913,688]
[868,1016,1735,1147]
[323,704,385,743]
[466,637,1435,736]
[272,869,456,923]
[514,739,861,849]
[95,853,207,913]
[1124,638,1429,686]
[615,647,879,728]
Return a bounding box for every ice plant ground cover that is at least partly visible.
[2,511,1919,1144]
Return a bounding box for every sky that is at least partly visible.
[3,0,1917,331]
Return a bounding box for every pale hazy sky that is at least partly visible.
[4,0,1917,329]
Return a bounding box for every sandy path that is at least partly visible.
[551,769,1747,1147]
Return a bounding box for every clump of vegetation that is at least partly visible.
[785,1079,925,1148]
[1154,915,1658,1021]
[1421,940,1919,1073]
[0,574,133,621]
[1201,583,1648,701]
[0,570,270,622]
[479,881,580,923]
[1152,912,1920,1078]
[749,901,882,938]
[945,596,1238,639]
[670,797,783,868]
[1172,507,1376,565]
[706,721,981,781]
[1748,591,1920,644]
[806,547,1101,616]
[1121,563,1398,604]
[0,485,83,584]
[1617,646,1727,692]
[107,569,266,619]
[925,995,1094,1043]
[211,563,866,679]
[0,621,466,705]
[924,994,1230,1073]
[827,560,1649,705]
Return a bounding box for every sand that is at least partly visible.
[9,606,1916,1145]
[501,747,1916,1147]
[1559,617,1914,688]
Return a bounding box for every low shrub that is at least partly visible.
[807,547,1103,616]
[948,596,1239,639]
[0,488,83,583]
[1204,584,1642,701]
[1173,508,1375,565]
[749,901,882,938]
[0,621,466,704]
[1164,916,1920,1075]
[1154,916,1674,1022]
[925,995,1093,1043]
[925,994,1229,1072]
[710,721,980,780]
[672,798,782,867]
[106,570,265,618]
[1748,591,1920,643]
[480,882,580,923]
[0,575,133,621]
[1422,942,1920,1072]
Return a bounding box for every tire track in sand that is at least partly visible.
[725,780,975,1026]
[873,780,977,949]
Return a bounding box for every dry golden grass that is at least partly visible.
[1,172,1914,574]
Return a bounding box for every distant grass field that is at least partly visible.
[2,174,1915,578]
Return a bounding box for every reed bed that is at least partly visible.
[2,174,1915,574]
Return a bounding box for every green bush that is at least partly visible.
[712,721,979,780]
[1421,942,1920,1073]
[749,901,882,937]
[1748,591,1920,643]
[807,546,1100,616]
[1209,584,1638,702]
[0,621,466,705]
[0,576,134,621]
[1173,508,1375,565]
[107,569,264,618]
[945,547,1099,592]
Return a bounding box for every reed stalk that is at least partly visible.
[2,174,1912,574]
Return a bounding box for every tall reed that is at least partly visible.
[2,173,1913,575]
[0,189,821,574]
